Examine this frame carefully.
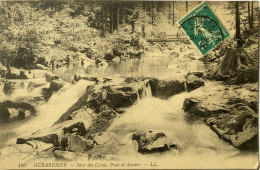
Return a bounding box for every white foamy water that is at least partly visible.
[104,82,258,168]
[1,80,94,146]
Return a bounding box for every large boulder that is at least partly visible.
[185,74,205,92]
[106,86,138,108]
[132,131,177,153]
[156,79,185,99]
[17,121,90,147]
[183,84,258,151]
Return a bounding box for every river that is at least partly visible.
[0,53,257,168]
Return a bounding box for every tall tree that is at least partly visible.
[235,1,242,47]
[186,1,188,13]
[251,1,253,28]
[172,1,175,25]
[141,1,146,37]
[110,1,113,33]
[152,1,155,26]
[248,1,251,28]
[101,1,105,36]
[116,1,119,30]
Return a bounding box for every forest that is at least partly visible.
[0,1,259,169]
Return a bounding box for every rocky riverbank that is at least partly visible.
[183,83,258,151]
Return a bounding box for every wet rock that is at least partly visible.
[183,84,258,151]
[132,131,176,153]
[156,79,185,99]
[5,67,21,79]
[17,121,90,147]
[106,86,138,108]
[20,70,33,79]
[66,134,94,153]
[185,74,205,92]
[45,72,59,82]
[49,79,64,92]
[148,78,159,96]
[54,150,77,160]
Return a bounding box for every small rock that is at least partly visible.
[132,131,176,153]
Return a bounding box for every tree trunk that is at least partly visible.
[178,1,180,20]
[110,1,113,33]
[248,1,251,28]
[152,1,155,26]
[172,1,175,25]
[113,2,117,30]
[214,48,255,77]
[186,1,188,13]
[141,1,146,37]
[235,1,242,47]
[116,1,119,30]
[168,2,171,23]
[101,2,105,37]
[251,1,253,28]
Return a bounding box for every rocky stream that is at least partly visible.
[0,50,258,169]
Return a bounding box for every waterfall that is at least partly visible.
[13,80,94,137]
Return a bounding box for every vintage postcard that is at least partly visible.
[0,0,259,169]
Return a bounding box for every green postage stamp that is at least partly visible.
[178,2,230,55]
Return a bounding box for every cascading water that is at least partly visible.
[105,82,250,167]
[1,80,94,147]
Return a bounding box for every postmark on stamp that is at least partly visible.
[178,2,230,56]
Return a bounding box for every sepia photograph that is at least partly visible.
[0,0,259,169]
